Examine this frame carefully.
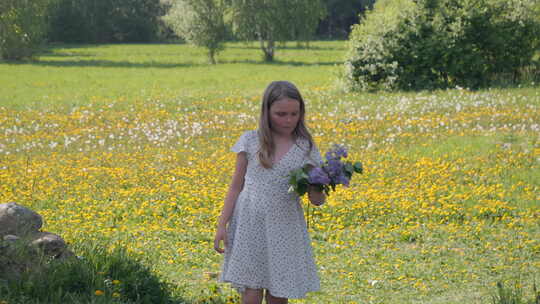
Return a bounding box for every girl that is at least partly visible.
[214,81,325,304]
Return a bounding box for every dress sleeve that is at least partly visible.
[305,142,324,167]
[231,131,250,154]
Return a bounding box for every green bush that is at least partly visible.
[0,0,53,60]
[48,0,170,43]
[343,0,540,91]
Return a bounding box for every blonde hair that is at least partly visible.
[257,81,315,169]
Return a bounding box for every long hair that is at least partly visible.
[258,81,315,169]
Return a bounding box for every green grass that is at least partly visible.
[0,41,345,110]
[0,41,539,304]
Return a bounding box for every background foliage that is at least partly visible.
[47,0,169,43]
[43,0,368,44]
[343,0,540,91]
[316,0,375,39]
[0,0,54,60]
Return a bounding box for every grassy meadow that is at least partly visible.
[0,41,539,303]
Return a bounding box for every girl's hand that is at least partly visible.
[307,185,325,206]
[214,225,228,254]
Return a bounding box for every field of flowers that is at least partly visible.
[1,43,539,303]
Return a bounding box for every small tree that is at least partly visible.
[230,0,325,62]
[163,0,227,64]
[0,0,53,60]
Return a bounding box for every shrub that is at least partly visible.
[0,0,53,60]
[343,0,540,91]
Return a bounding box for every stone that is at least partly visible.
[0,204,74,282]
[56,249,76,260]
[3,234,20,242]
[29,232,67,257]
[0,202,42,237]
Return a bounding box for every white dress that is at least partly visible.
[219,130,323,299]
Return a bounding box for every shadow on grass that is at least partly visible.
[40,52,96,58]
[4,58,341,68]
[12,59,198,69]
[226,43,347,51]
[0,242,192,304]
[221,59,342,66]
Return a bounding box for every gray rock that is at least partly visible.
[56,249,76,260]
[0,202,42,237]
[29,232,67,257]
[3,234,20,242]
[0,204,74,282]
[1,235,20,251]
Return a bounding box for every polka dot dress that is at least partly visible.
[219,130,323,299]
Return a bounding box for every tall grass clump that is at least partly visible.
[492,281,540,304]
[0,242,181,303]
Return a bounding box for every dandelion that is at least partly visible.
[94,290,104,296]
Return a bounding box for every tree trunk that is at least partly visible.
[261,39,274,62]
[208,49,216,64]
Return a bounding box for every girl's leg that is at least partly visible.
[264,289,288,304]
[242,288,264,304]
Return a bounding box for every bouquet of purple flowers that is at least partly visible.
[288,144,363,197]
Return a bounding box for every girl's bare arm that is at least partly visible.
[214,152,247,253]
[217,152,248,228]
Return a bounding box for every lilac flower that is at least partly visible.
[325,144,348,161]
[335,173,350,187]
[334,145,348,159]
[324,159,343,179]
[308,167,330,185]
[323,158,350,187]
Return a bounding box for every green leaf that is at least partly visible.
[295,170,308,184]
[323,186,331,196]
[297,183,308,196]
[344,162,354,173]
[353,162,363,174]
[344,162,354,179]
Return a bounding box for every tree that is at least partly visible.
[230,0,326,62]
[0,0,54,60]
[163,0,227,64]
